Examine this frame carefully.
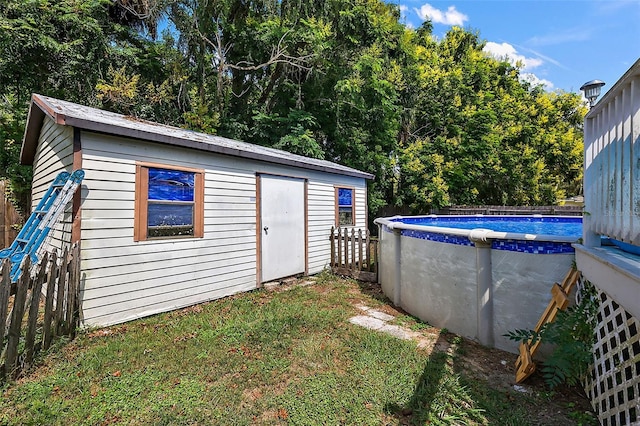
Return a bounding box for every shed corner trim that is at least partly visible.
[21,94,68,165]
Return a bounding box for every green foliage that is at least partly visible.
[182,86,220,134]
[96,66,141,114]
[397,26,586,210]
[0,0,161,211]
[504,281,599,389]
[0,95,32,212]
[274,126,324,159]
[0,0,586,220]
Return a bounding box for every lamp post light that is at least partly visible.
[580,79,606,107]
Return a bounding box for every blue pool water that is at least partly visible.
[393,216,583,239]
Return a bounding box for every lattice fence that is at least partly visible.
[578,277,640,426]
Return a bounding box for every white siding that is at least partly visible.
[30,117,74,251]
[306,179,367,274]
[584,75,640,245]
[577,60,640,325]
[78,131,367,326]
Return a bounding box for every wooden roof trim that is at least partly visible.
[33,94,67,125]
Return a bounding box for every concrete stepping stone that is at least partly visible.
[349,315,387,330]
[350,305,441,350]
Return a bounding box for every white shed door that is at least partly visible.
[260,175,306,282]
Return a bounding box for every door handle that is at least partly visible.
[263,226,269,234]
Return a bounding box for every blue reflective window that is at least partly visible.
[336,187,354,226]
[136,165,203,240]
[147,168,195,237]
[148,168,195,202]
[338,188,352,207]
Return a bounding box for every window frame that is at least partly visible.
[134,162,204,241]
[335,186,355,227]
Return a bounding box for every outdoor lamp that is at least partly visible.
[580,79,606,107]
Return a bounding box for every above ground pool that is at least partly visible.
[393,215,582,240]
[373,215,582,354]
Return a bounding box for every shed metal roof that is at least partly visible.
[21,94,374,179]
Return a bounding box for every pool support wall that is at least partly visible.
[375,216,577,354]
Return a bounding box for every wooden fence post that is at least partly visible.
[54,246,69,336]
[337,227,342,268]
[0,260,8,379]
[350,229,355,269]
[24,252,48,367]
[0,260,10,338]
[343,228,348,267]
[330,227,335,267]
[358,229,363,271]
[373,237,379,276]
[1,180,23,249]
[5,256,31,376]
[66,244,80,338]
[42,249,58,350]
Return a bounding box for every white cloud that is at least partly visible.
[483,42,543,71]
[516,46,567,70]
[414,3,468,26]
[521,73,554,90]
[483,42,554,90]
[398,4,411,25]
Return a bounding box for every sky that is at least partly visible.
[393,0,640,98]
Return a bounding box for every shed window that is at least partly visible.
[336,187,355,226]
[135,163,204,241]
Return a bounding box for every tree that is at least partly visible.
[0,0,585,221]
[0,0,164,211]
[396,26,585,212]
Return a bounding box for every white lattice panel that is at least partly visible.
[579,277,640,426]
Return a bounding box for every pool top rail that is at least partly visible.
[374,215,581,244]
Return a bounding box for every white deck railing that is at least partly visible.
[583,60,640,246]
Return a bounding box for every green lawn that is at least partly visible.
[0,273,595,425]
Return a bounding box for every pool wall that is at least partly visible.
[376,215,578,354]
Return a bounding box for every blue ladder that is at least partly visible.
[0,169,85,282]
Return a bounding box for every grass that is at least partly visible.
[0,273,594,425]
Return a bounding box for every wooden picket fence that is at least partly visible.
[1,180,23,248]
[329,227,378,282]
[0,244,80,381]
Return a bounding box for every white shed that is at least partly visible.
[20,94,372,327]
